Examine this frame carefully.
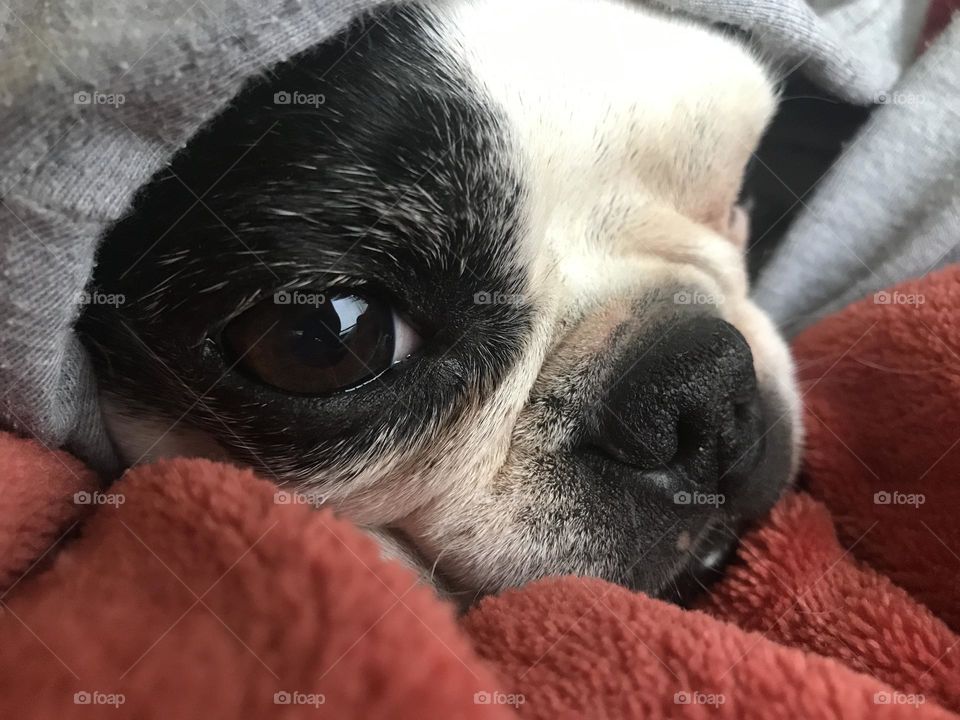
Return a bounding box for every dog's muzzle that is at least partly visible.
[566,314,784,603]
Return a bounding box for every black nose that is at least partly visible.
[584,316,764,491]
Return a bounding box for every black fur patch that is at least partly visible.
[80,4,532,480]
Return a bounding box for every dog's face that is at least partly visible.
[81,0,799,603]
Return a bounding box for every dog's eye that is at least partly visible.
[223,290,420,395]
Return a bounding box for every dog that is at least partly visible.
[79,0,800,605]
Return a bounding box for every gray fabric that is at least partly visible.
[649,0,910,103]
[807,0,931,81]
[0,0,955,470]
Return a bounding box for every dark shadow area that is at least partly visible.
[744,74,874,279]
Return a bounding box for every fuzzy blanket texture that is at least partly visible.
[1,0,958,471]
[1,265,959,719]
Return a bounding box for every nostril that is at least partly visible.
[733,395,758,431]
[722,390,764,478]
[672,414,721,487]
[675,417,699,462]
[663,375,764,486]
[674,416,708,464]
[582,422,679,473]
[734,398,750,422]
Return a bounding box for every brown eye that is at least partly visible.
[223,290,419,395]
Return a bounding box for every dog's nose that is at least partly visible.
[585,316,763,490]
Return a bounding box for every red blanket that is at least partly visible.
[2,266,959,719]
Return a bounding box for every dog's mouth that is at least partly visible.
[383,514,744,611]
[657,518,742,607]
